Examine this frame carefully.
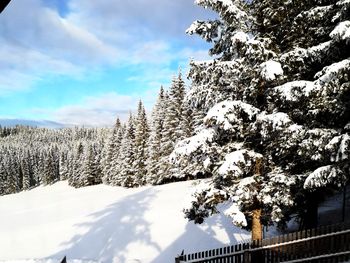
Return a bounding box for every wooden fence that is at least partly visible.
[175,222,350,263]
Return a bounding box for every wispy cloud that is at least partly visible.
[0,0,214,125]
[30,92,158,127]
[0,0,119,94]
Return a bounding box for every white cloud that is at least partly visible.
[0,0,212,95]
[0,0,121,94]
[1,0,118,63]
[0,0,215,126]
[67,0,216,44]
[34,91,158,127]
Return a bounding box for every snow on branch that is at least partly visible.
[253,112,293,139]
[194,0,250,25]
[217,150,263,179]
[223,202,247,227]
[186,20,222,42]
[325,134,350,162]
[271,81,316,102]
[260,60,284,81]
[304,165,345,189]
[298,129,339,161]
[269,58,350,112]
[170,128,216,158]
[314,58,350,85]
[205,100,260,131]
[257,168,297,222]
[330,21,350,42]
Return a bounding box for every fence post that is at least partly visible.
[243,242,251,263]
[175,256,184,263]
[175,250,185,263]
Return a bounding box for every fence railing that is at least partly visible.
[175,222,350,263]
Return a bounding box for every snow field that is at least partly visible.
[0,181,250,263]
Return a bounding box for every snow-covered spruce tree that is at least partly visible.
[42,151,53,185]
[81,144,98,186]
[162,71,186,156]
[171,0,350,240]
[180,100,196,140]
[21,151,32,190]
[133,100,150,186]
[115,114,136,187]
[146,86,167,184]
[102,118,122,184]
[59,151,69,181]
[0,162,8,195]
[157,71,187,183]
[69,142,84,187]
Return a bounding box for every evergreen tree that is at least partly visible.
[21,151,32,190]
[81,144,98,186]
[59,151,69,181]
[42,149,56,185]
[0,162,8,195]
[146,87,167,183]
[69,142,84,187]
[102,118,122,184]
[115,114,136,187]
[157,71,187,183]
[172,0,350,240]
[180,100,195,140]
[133,100,149,185]
[162,71,186,156]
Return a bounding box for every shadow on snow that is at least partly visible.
[50,188,161,262]
[50,186,249,262]
[150,211,250,263]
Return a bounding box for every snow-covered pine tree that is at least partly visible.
[102,118,122,184]
[157,71,186,183]
[21,151,32,190]
[8,151,21,192]
[162,71,186,156]
[81,144,98,186]
[59,150,69,181]
[93,141,104,185]
[146,87,167,184]
[115,114,136,187]
[180,101,195,140]
[69,142,84,187]
[133,100,149,186]
[0,162,7,195]
[171,0,350,240]
[42,150,55,185]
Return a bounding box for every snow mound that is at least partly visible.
[0,181,249,263]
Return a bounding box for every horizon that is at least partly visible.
[0,0,215,127]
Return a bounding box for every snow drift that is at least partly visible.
[0,181,250,263]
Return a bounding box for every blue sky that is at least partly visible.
[0,0,214,126]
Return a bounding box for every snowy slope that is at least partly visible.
[0,181,250,263]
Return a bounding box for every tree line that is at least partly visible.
[0,71,198,195]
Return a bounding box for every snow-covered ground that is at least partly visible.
[0,181,250,263]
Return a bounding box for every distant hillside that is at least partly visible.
[0,119,66,128]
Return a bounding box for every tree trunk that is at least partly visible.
[252,158,263,241]
[252,208,262,241]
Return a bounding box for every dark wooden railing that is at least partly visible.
[175,222,350,263]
